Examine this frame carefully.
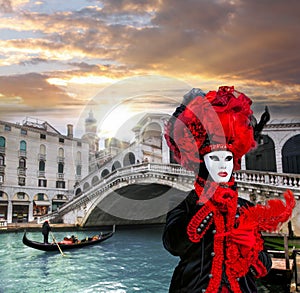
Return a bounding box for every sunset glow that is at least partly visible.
[99,105,138,139]
[0,0,299,138]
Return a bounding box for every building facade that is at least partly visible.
[0,117,89,224]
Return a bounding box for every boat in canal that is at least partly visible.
[23,227,115,252]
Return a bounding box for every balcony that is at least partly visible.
[37,170,45,178]
[0,165,5,174]
[38,153,46,160]
[57,173,64,180]
[18,150,27,158]
[18,167,26,176]
[0,146,5,154]
[57,156,65,163]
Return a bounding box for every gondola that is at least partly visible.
[22,227,115,252]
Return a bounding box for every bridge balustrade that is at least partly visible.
[235,170,300,188]
[39,164,300,224]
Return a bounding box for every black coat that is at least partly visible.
[162,190,272,293]
[42,221,51,235]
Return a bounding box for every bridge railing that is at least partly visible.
[77,162,194,202]
[234,170,300,190]
[116,162,195,176]
[79,162,194,193]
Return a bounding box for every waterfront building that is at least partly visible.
[0,117,89,224]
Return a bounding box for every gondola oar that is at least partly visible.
[50,231,66,257]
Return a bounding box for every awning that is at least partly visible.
[34,200,51,206]
[13,201,30,206]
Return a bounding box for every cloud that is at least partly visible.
[115,0,300,84]
[0,0,299,127]
[0,72,79,107]
[0,0,13,13]
[1,0,299,85]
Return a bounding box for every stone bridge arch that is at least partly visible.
[123,152,135,166]
[80,182,186,226]
[112,160,121,171]
[55,163,195,226]
[282,134,300,174]
[246,135,276,172]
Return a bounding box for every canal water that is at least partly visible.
[0,226,286,293]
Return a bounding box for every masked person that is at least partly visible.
[163,86,295,293]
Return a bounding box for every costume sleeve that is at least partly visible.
[162,191,198,257]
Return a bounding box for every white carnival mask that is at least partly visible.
[203,150,234,183]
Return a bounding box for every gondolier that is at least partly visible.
[42,220,51,244]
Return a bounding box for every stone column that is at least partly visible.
[7,200,12,224]
[161,135,170,164]
[241,155,246,170]
[274,144,283,173]
[28,201,34,222]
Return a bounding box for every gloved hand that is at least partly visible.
[229,225,262,259]
[230,227,257,248]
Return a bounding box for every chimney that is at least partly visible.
[67,124,73,138]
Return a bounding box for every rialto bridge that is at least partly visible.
[37,114,300,234]
[40,162,300,235]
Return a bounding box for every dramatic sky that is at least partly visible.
[0,0,299,141]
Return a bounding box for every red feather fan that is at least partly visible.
[238,190,296,232]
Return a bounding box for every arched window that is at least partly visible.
[76,151,82,166]
[58,147,64,157]
[58,162,64,174]
[0,137,5,147]
[76,165,82,176]
[92,176,99,185]
[40,144,46,155]
[282,134,300,174]
[57,147,64,164]
[20,140,27,151]
[245,135,276,172]
[39,160,45,171]
[101,169,109,178]
[112,161,121,171]
[123,152,135,166]
[83,182,90,191]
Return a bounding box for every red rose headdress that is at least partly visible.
[165,86,257,172]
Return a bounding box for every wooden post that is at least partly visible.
[284,233,290,269]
